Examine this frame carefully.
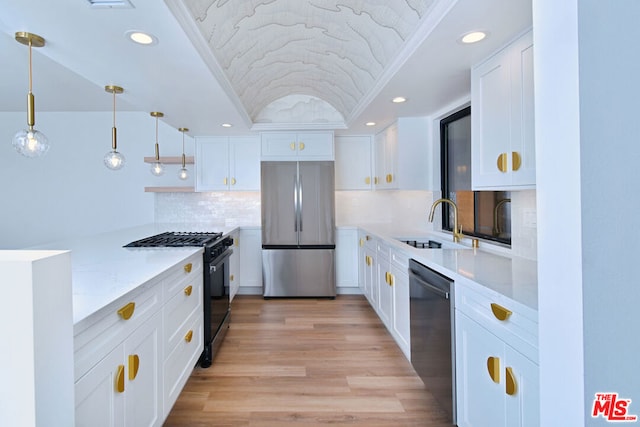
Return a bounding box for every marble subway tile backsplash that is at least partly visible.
[155,192,261,227]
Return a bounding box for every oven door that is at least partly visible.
[201,247,232,367]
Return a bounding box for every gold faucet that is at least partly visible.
[428,198,463,243]
[493,198,511,236]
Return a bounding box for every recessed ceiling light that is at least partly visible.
[221,123,233,128]
[125,30,158,46]
[460,31,487,44]
[392,97,407,103]
[365,122,376,127]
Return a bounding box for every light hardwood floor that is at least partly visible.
[164,295,452,427]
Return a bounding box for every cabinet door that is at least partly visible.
[471,50,512,189]
[229,136,261,191]
[335,136,373,190]
[296,132,334,160]
[261,133,298,160]
[239,228,263,292]
[124,312,162,427]
[384,124,398,189]
[376,256,393,328]
[75,346,125,427]
[195,137,230,191]
[374,131,386,189]
[456,312,506,427]
[363,246,376,306]
[505,345,540,427]
[390,263,410,358]
[336,228,359,290]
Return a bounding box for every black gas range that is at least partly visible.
[124,230,233,368]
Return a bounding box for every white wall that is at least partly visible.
[0,111,192,248]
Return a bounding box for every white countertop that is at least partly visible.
[359,225,538,313]
[33,224,238,327]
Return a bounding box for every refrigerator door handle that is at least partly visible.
[293,174,298,232]
[298,173,303,232]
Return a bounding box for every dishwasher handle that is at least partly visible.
[409,270,450,299]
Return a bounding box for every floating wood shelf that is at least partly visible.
[144,186,195,193]
[143,156,194,164]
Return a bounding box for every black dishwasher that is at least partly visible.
[409,259,456,424]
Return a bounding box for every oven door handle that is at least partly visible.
[209,248,233,269]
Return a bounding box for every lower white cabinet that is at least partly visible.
[390,252,411,358]
[74,253,204,427]
[358,230,377,306]
[336,228,359,292]
[376,241,393,328]
[455,280,539,427]
[229,229,241,301]
[238,227,263,294]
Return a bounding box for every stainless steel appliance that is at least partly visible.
[124,231,233,368]
[261,161,336,297]
[408,258,456,424]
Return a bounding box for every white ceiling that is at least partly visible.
[0,0,532,136]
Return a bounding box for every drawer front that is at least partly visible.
[163,310,203,417]
[163,254,203,302]
[74,281,162,380]
[455,278,538,362]
[163,276,203,351]
[390,248,409,271]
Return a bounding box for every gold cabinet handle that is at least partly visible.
[490,303,512,321]
[389,273,394,286]
[299,142,305,151]
[234,237,239,246]
[365,177,371,185]
[365,235,371,241]
[512,151,522,171]
[184,285,193,296]
[497,153,508,172]
[230,274,235,282]
[290,142,296,150]
[231,177,236,185]
[128,354,139,381]
[487,356,500,384]
[185,330,194,343]
[505,366,517,396]
[117,302,135,320]
[374,177,379,185]
[365,255,371,266]
[359,238,364,247]
[223,177,228,185]
[386,173,393,183]
[115,364,125,393]
[184,263,193,273]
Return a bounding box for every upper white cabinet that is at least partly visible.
[374,117,431,190]
[335,135,373,190]
[471,29,535,190]
[261,131,334,161]
[195,136,261,191]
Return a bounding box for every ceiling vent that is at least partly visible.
[85,0,134,9]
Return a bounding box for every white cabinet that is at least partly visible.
[389,249,411,358]
[335,228,359,292]
[358,230,377,306]
[374,117,431,190]
[261,131,334,160]
[195,136,261,191]
[74,253,204,427]
[335,135,373,190]
[455,278,539,427]
[229,229,241,302]
[471,29,535,190]
[375,241,394,328]
[238,227,263,294]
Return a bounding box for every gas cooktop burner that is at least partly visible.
[124,231,223,248]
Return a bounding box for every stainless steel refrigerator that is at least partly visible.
[261,161,336,297]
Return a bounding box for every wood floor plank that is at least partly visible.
[164,295,453,426]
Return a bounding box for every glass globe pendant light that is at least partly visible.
[103,85,125,170]
[178,127,189,180]
[150,112,165,176]
[12,32,49,157]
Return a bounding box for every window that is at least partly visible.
[440,107,511,245]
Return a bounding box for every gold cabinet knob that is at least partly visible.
[505,366,517,395]
[299,142,305,150]
[115,364,125,393]
[184,263,193,273]
[128,354,139,381]
[231,177,236,185]
[290,142,296,150]
[374,177,379,185]
[184,285,193,296]
[185,330,194,343]
[365,177,371,185]
[223,177,228,185]
[497,153,508,172]
[512,151,522,171]
[490,303,512,321]
[365,255,372,266]
[386,173,393,183]
[487,356,500,384]
[359,238,364,247]
[117,302,135,320]
[230,274,235,282]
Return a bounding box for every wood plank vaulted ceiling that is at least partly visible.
[180,0,435,125]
